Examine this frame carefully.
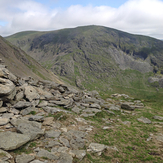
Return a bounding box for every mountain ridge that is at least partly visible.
[6,25,163,92]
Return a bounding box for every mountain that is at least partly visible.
[0,35,61,83]
[6,25,163,94]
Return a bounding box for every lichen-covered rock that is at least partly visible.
[0,131,30,150]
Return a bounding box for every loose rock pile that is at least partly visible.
[0,59,120,163]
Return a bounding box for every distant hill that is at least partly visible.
[0,35,61,83]
[6,25,163,93]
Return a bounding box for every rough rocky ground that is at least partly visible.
[0,59,163,163]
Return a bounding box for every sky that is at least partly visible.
[0,0,163,39]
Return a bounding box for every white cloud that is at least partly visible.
[0,0,163,39]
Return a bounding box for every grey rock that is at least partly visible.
[0,78,15,96]
[0,68,17,83]
[45,130,61,138]
[0,107,7,113]
[8,108,20,115]
[84,108,101,113]
[51,147,68,153]
[15,154,35,163]
[59,137,70,148]
[106,110,115,115]
[20,106,37,116]
[88,143,106,153]
[0,100,3,107]
[43,117,54,126]
[31,100,40,107]
[2,113,14,119]
[109,105,120,111]
[156,133,163,142]
[24,86,40,102]
[30,160,44,163]
[28,115,44,122]
[37,149,59,160]
[49,99,70,106]
[58,153,73,163]
[153,116,163,121]
[121,102,135,111]
[0,149,12,161]
[46,140,62,148]
[11,118,42,128]
[14,101,31,109]
[37,101,48,107]
[17,122,44,140]
[80,113,95,117]
[0,131,30,150]
[69,150,86,159]
[0,118,9,126]
[15,91,24,101]
[137,116,152,124]
[90,103,101,109]
[70,138,85,150]
[71,106,81,114]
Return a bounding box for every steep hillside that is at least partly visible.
[0,36,61,83]
[6,25,163,93]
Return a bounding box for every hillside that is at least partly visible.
[6,25,163,95]
[0,36,62,83]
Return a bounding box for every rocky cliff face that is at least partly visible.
[6,26,163,90]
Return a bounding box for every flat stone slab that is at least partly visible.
[45,130,61,138]
[0,118,9,126]
[17,122,44,140]
[137,116,152,124]
[0,107,7,113]
[15,154,35,163]
[153,116,163,121]
[87,143,106,153]
[37,149,59,160]
[0,131,30,150]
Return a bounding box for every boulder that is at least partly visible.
[0,131,30,150]
[87,143,106,153]
[24,86,40,102]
